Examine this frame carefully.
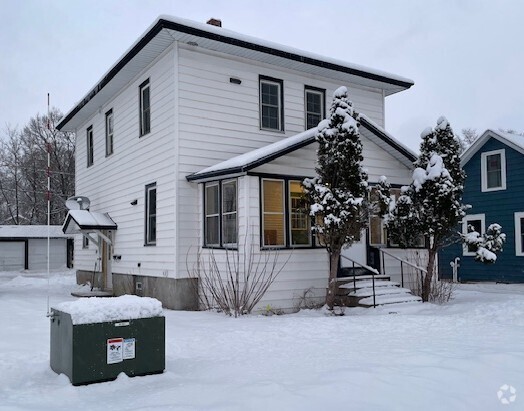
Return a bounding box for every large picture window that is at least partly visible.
[204,180,237,247]
[261,178,311,248]
[481,149,506,192]
[139,79,151,136]
[145,183,156,245]
[259,76,284,131]
[305,86,325,130]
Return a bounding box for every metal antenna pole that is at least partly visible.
[46,93,51,316]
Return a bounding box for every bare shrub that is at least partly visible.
[187,240,289,317]
[293,287,324,311]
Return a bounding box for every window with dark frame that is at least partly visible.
[204,180,238,248]
[305,87,325,130]
[145,183,156,245]
[259,76,283,131]
[82,235,89,249]
[105,109,114,156]
[486,153,502,189]
[139,79,151,136]
[86,126,94,167]
[515,212,524,256]
[261,178,311,248]
[462,214,485,256]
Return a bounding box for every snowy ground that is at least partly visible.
[0,270,523,410]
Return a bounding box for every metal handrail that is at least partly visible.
[379,248,428,273]
[377,247,427,292]
[339,254,378,307]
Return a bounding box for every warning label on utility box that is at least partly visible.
[107,338,123,364]
[123,338,136,360]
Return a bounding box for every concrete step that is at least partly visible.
[338,280,400,291]
[359,294,422,307]
[348,286,414,298]
[337,274,390,282]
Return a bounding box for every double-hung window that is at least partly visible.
[139,79,151,136]
[86,126,94,167]
[481,149,506,191]
[462,214,485,256]
[259,76,283,131]
[515,212,524,256]
[261,178,311,248]
[105,109,114,156]
[204,180,238,247]
[145,183,156,245]
[305,86,325,129]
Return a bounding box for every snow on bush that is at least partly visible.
[463,223,506,263]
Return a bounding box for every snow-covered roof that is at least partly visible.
[461,129,524,165]
[62,210,117,234]
[57,15,414,132]
[0,225,73,239]
[54,295,163,325]
[187,116,417,182]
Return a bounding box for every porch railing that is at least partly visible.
[339,254,380,308]
[377,247,427,290]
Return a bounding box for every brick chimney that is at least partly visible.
[206,18,222,27]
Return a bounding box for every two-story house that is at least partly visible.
[439,129,524,283]
[59,15,422,311]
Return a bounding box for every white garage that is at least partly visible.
[0,226,73,271]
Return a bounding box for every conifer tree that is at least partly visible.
[303,86,370,309]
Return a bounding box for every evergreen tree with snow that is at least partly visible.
[303,86,370,310]
[387,117,467,301]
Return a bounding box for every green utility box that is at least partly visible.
[50,303,165,386]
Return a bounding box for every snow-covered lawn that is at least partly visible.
[1,270,522,410]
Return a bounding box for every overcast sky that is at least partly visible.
[1,0,523,151]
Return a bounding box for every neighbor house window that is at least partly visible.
[462,214,485,256]
[145,183,156,245]
[204,180,238,247]
[82,235,89,249]
[105,109,114,156]
[515,212,524,256]
[259,76,283,131]
[305,86,325,129]
[139,79,151,136]
[261,178,311,248]
[481,149,506,192]
[86,126,94,167]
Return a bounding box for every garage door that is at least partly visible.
[0,241,25,271]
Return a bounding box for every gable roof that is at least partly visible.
[0,225,72,239]
[187,115,417,182]
[62,210,117,234]
[461,129,524,165]
[57,15,414,132]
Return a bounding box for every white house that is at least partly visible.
[58,15,423,311]
[0,225,73,271]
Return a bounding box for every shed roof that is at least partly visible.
[0,225,73,239]
[57,15,414,132]
[62,211,118,234]
[461,129,524,165]
[187,115,416,182]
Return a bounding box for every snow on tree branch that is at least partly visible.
[463,223,506,263]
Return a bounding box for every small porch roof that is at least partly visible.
[62,210,117,235]
[187,115,417,182]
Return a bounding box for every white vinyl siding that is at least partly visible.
[481,149,506,192]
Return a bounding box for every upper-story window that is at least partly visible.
[105,109,114,156]
[204,179,238,248]
[139,79,151,136]
[86,126,94,167]
[145,183,156,245]
[259,76,284,131]
[481,149,506,192]
[462,213,485,256]
[305,86,325,129]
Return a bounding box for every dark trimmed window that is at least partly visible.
[259,76,284,131]
[86,126,94,167]
[105,109,114,156]
[145,183,156,245]
[481,149,506,192]
[261,178,311,248]
[204,180,238,247]
[305,86,325,129]
[139,79,151,136]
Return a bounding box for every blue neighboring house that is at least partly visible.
[439,129,524,283]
